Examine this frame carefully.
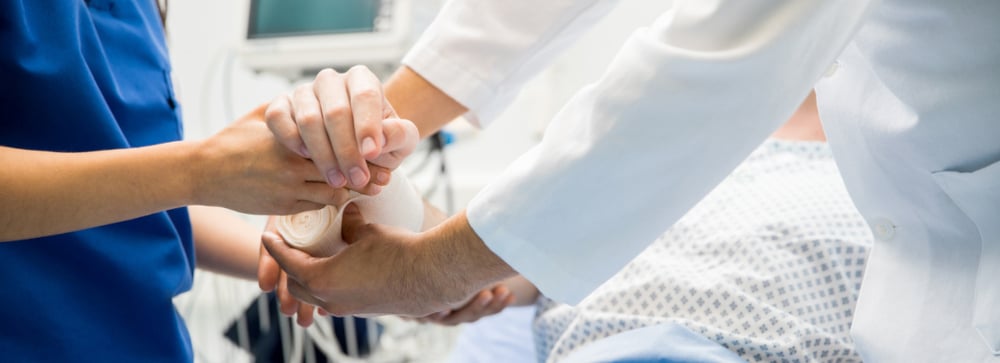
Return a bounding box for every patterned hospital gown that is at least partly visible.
[533,140,873,363]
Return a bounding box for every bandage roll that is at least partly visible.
[275,171,424,257]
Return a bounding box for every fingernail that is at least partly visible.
[348,167,367,187]
[375,170,390,185]
[262,231,281,242]
[361,137,377,156]
[298,146,311,158]
[327,170,346,187]
[344,203,360,213]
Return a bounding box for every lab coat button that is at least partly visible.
[870,218,896,241]
[823,61,840,78]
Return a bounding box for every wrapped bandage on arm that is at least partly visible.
[275,171,424,257]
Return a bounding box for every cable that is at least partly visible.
[278,315,292,363]
[435,132,455,215]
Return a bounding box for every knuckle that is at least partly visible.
[322,104,352,123]
[264,101,287,121]
[357,118,381,135]
[348,64,371,75]
[297,111,323,128]
[316,68,339,80]
[323,190,344,205]
[351,87,381,103]
[264,110,282,127]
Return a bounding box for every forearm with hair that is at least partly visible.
[420,211,517,306]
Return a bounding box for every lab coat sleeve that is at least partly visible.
[465,0,876,304]
[402,0,620,127]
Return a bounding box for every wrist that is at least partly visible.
[418,211,516,305]
[176,139,213,206]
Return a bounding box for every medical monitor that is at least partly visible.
[241,0,413,79]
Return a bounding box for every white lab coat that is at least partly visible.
[402,0,1000,361]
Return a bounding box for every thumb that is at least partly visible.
[264,95,310,158]
[259,242,280,292]
[258,217,281,292]
[368,118,418,169]
[261,231,317,283]
[340,203,371,244]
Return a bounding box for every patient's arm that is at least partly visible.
[260,185,452,326]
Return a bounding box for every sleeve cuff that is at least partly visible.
[402,43,503,128]
[466,195,596,305]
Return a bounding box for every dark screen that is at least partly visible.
[249,0,381,38]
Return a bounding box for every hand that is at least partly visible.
[416,284,515,326]
[265,66,418,192]
[261,204,517,317]
[259,216,325,327]
[191,108,386,215]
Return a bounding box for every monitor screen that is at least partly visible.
[248,0,383,39]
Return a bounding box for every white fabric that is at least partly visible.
[402,0,618,127]
[535,140,870,362]
[403,0,1000,361]
[276,172,424,256]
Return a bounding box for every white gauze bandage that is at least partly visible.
[275,171,424,257]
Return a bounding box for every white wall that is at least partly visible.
[167,1,671,361]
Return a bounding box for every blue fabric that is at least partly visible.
[447,306,537,363]
[0,1,194,362]
[561,324,748,363]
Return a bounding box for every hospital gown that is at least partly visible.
[533,139,872,363]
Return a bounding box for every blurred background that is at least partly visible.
[167,1,670,362]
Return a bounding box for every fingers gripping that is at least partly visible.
[368,118,419,169]
[313,67,370,189]
[346,65,387,160]
[261,231,317,284]
[264,94,308,158]
[293,83,344,187]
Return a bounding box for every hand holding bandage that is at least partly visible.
[274,171,424,257]
[258,111,419,326]
[258,171,426,326]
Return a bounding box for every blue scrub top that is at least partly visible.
[0,1,195,362]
